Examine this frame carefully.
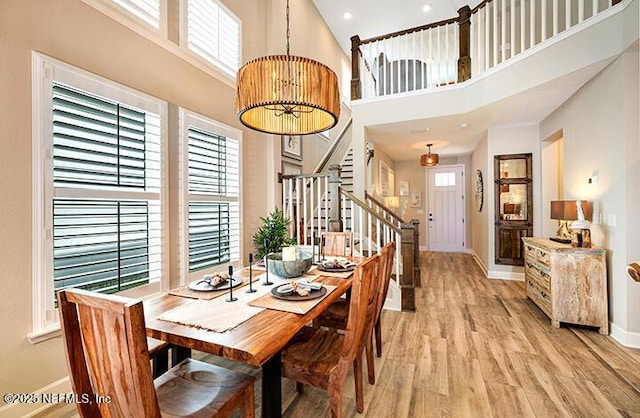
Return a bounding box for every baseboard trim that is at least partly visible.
[610,322,640,348]
[471,250,488,276]
[487,270,525,281]
[0,377,71,417]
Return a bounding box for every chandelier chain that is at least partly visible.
[286,0,291,56]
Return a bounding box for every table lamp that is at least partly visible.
[550,200,593,245]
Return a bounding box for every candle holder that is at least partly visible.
[225,265,237,302]
[263,238,273,285]
[246,253,257,293]
[263,253,273,285]
[312,236,318,265]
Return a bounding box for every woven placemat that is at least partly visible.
[248,284,336,315]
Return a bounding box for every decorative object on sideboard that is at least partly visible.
[235,0,339,135]
[550,200,593,244]
[420,143,439,167]
[627,262,640,282]
[571,199,592,248]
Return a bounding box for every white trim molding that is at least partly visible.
[471,249,489,277]
[487,270,525,281]
[610,322,640,349]
[0,377,71,418]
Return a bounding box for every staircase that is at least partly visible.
[341,148,354,193]
[281,164,419,312]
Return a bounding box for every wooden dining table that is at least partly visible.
[143,267,354,418]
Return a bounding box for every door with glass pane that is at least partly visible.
[494,153,533,265]
[428,165,465,252]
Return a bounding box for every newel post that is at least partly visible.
[400,222,416,312]
[411,219,421,287]
[457,5,471,82]
[328,164,343,232]
[350,35,362,100]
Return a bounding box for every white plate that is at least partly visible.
[188,277,242,292]
[276,284,294,294]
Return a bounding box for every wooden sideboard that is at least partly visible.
[521,237,609,334]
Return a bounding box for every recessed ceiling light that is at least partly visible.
[459,122,468,128]
[343,12,352,20]
[422,4,432,13]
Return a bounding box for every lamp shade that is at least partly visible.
[550,200,593,221]
[420,153,439,167]
[235,55,340,135]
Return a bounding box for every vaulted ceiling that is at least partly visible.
[312,0,479,55]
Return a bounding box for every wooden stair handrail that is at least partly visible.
[340,189,401,234]
[364,191,405,225]
[314,118,353,174]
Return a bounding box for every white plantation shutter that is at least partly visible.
[51,83,163,297]
[186,0,241,76]
[182,111,241,276]
[112,0,161,28]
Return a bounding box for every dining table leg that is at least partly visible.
[261,351,282,418]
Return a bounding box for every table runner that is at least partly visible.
[158,270,322,332]
[158,276,273,332]
[168,286,226,300]
[308,267,353,279]
[248,284,337,315]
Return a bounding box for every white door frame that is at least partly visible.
[426,164,466,252]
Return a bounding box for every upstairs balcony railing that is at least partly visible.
[351,0,622,100]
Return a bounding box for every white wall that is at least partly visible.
[486,124,541,279]
[540,48,640,344]
[471,135,489,271]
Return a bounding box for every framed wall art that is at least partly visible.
[399,180,410,196]
[281,135,303,160]
[410,192,422,208]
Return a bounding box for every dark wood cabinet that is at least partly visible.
[494,153,533,265]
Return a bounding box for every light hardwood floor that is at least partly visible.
[39,252,640,417]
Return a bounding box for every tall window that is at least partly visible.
[32,54,167,334]
[180,110,241,281]
[184,0,241,77]
[111,0,162,29]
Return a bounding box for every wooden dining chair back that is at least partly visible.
[281,254,380,418]
[58,288,255,418]
[58,289,161,417]
[367,241,396,382]
[340,254,380,369]
[321,232,354,257]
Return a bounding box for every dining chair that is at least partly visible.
[57,288,255,418]
[281,254,380,417]
[321,231,354,257]
[316,241,396,385]
[147,337,171,378]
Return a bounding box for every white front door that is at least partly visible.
[427,165,465,252]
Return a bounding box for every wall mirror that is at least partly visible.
[494,153,533,265]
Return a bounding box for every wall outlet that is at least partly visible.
[607,214,616,227]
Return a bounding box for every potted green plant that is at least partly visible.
[253,208,297,260]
